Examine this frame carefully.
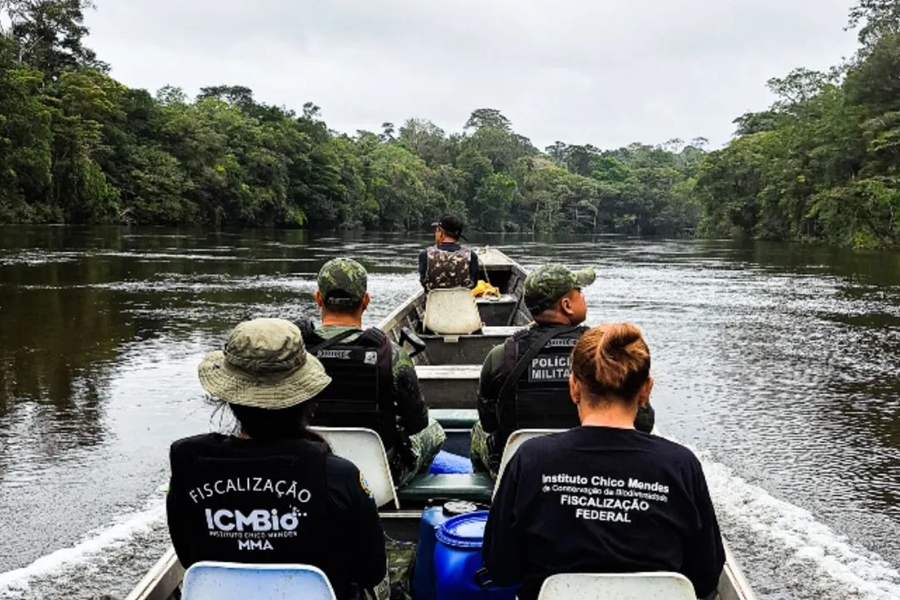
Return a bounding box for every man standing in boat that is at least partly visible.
[471,263,656,476]
[299,257,446,487]
[419,214,480,291]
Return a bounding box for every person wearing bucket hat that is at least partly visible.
[470,263,656,476]
[483,324,724,600]
[418,214,480,292]
[166,318,389,600]
[297,257,446,488]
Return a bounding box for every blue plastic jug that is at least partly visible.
[412,501,479,600]
[434,511,517,600]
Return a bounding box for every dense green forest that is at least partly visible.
[695,0,900,248]
[0,1,898,246]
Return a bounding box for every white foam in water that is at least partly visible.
[688,445,900,600]
[0,496,166,598]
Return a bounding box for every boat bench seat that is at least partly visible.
[420,325,522,341]
[416,365,482,409]
[418,328,524,365]
[398,472,494,504]
[431,408,478,430]
[475,293,518,305]
[415,365,482,379]
[480,325,524,336]
[475,294,521,327]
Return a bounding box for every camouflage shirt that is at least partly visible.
[418,243,479,291]
[314,326,429,435]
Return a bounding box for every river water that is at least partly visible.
[0,227,898,600]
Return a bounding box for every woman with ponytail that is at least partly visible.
[482,323,724,600]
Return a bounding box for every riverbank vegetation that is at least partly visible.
[0,1,898,246]
[694,1,900,248]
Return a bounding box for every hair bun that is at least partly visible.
[600,323,643,354]
[572,322,651,402]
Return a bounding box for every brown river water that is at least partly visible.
[0,227,898,600]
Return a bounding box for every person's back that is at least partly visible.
[303,257,445,487]
[482,323,724,600]
[302,323,398,450]
[471,264,655,476]
[419,214,479,292]
[168,433,385,599]
[166,318,387,600]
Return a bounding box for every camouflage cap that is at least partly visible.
[317,257,368,306]
[524,263,596,314]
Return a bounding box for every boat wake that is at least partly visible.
[695,449,900,600]
[0,490,169,600]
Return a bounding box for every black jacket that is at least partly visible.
[484,427,725,600]
[166,433,386,600]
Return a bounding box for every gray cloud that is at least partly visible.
[87,0,860,150]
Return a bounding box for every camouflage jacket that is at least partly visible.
[418,243,479,291]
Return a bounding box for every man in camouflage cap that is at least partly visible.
[419,214,480,292]
[300,257,446,487]
[523,263,597,317]
[317,257,370,308]
[471,263,656,476]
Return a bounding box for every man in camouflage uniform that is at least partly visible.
[471,263,656,477]
[301,257,445,487]
[418,214,480,292]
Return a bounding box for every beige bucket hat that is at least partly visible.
[198,318,332,409]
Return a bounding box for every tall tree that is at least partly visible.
[1,0,105,79]
[847,0,900,51]
[464,108,513,132]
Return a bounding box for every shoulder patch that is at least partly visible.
[359,472,374,499]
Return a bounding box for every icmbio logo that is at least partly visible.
[204,508,300,532]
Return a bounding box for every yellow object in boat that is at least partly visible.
[471,280,501,298]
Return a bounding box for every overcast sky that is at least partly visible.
[85,0,861,151]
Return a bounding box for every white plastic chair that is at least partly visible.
[310,426,400,509]
[182,562,337,600]
[423,288,483,335]
[537,572,697,600]
[493,429,562,498]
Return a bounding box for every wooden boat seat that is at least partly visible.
[397,472,494,504]
[537,572,696,600]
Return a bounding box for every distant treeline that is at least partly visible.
[0,1,898,247]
